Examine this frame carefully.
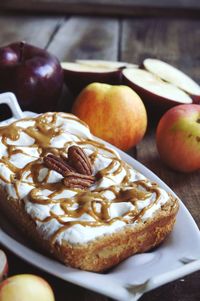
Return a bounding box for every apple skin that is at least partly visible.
[72,82,147,151]
[156,104,200,172]
[0,274,55,301]
[62,67,121,96]
[192,94,200,105]
[0,251,8,283]
[0,42,63,113]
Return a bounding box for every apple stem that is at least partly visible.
[19,41,25,63]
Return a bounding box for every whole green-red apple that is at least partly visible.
[156,104,200,172]
[72,82,147,150]
[0,274,55,301]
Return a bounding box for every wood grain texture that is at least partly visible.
[47,16,119,61]
[121,18,200,82]
[0,14,64,49]
[0,0,200,17]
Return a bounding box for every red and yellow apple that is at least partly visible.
[0,274,55,301]
[72,82,147,150]
[156,104,200,172]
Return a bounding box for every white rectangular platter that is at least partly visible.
[0,92,200,301]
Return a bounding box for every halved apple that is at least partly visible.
[122,68,193,115]
[62,60,138,95]
[61,62,122,95]
[76,59,138,69]
[0,250,8,282]
[143,58,200,102]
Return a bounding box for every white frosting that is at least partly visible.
[7,131,35,146]
[0,112,171,245]
[9,153,37,168]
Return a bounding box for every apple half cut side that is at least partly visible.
[0,250,8,282]
[61,62,122,95]
[76,59,138,69]
[143,58,200,103]
[122,68,193,115]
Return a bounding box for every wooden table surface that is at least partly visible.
[0,10,200,301]
[1,0,200,17]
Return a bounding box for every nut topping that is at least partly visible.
[68,145,93,175]
[43,149,95,189]
[44,154,75,177]
[63,172,95,189]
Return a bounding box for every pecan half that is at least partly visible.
[44,154,75,176]
[63,172,95,189]
[68,145,93,176]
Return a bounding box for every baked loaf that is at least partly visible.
[0,112,179,272]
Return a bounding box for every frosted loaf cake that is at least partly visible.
[0,112,179,271]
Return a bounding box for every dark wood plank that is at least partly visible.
[0,0,200,17]
[0,14,64,49]
[47,16,119,61]
[121,17,200,301]
[121,18,200,83]
[48,16,119,111]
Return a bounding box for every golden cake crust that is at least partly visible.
[0,186,179,272]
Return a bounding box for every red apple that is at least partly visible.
[156,104,200,172]
[0,274,55,301]
[0,251,8,283]
[0,41,63,113]
[72,82,147,151]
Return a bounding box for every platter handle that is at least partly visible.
[0,92,24,119]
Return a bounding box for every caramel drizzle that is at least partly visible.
[0,113,163,245]
[32,180,161,244]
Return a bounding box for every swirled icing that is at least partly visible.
[0,113,170,244]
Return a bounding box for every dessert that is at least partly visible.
[0,112,179,271]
